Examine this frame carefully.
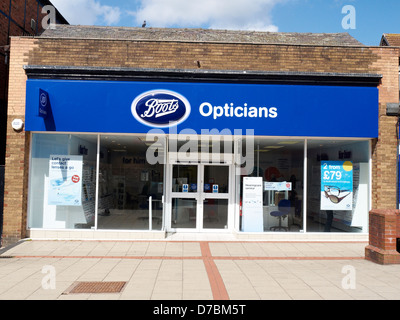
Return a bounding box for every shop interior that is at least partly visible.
[239,138,305,232]
[29,133,370,234]
[168,136,232,230]
[29,134,99,230]
[238,138,370,233]
[306,140,369,233]
[170,164,229,229]
[97,135,164,230]
[28,134,164,231]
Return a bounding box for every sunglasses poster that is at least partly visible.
[320,161,353,210]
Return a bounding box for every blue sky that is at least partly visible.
[51,0,399,46]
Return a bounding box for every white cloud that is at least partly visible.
[131,0,282,31]
[51,0,283,31]
[51,0,121,25]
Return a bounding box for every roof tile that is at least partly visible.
[382,33,400,47]
[39,25,364,46]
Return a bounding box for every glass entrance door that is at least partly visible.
[168,163,231,231]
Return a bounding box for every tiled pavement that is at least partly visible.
[0,238,400,300]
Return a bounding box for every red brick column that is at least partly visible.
[365,209,400,264]
[397,211,400,239]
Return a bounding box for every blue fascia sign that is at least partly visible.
[25,79,379,138]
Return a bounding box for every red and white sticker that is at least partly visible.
[71,175,80,183]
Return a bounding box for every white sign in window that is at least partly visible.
[48,155,83,206]
[242,177,263,232]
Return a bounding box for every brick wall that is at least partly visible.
[2,37,37,246]
[27,39,381,73]
[2,35,400,246]
[369,47,400,210]
[365,47,400,264]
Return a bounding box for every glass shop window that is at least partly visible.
[28,133,98,230]
[306,140,370,233]
[238,138,304,232]
[97,135,165,231]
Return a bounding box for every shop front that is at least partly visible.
[24,72,378,239]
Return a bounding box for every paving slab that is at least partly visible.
[0,239,399,301]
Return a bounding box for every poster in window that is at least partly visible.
[242,177,263,232]
[48,155,83,206]
[320,161,353,211]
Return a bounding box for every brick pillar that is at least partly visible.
[365,48,400,265]
[2,38,37,247]
[365,209,400,264]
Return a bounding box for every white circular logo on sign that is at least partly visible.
[131,89,191,128]
[40,92,47,107]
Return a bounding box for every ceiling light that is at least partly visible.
[278,141,299,145]
[263,146,283,149]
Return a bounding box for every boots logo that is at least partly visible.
[131,90,191,128]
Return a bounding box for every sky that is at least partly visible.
[50,0,400,46]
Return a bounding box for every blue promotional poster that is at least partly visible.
[321,161,353,211]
